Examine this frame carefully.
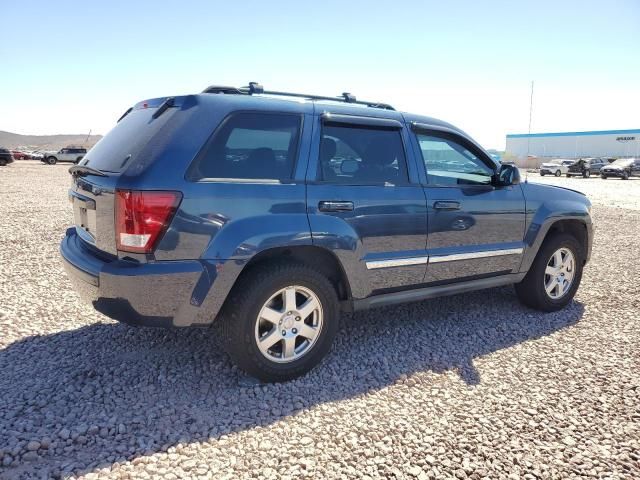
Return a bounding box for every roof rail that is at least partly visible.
[201,82,395,110]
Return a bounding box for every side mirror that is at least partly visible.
[340,159,359,174]
[495,163,521,186]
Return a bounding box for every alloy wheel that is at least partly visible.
[544,247,576,299]
[254,285,323,363]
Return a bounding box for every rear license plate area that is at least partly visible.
[70,190,97,243]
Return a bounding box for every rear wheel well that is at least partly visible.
[239,246,351,301]
[545,220,588,262]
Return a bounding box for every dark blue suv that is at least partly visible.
[61,83,593,382]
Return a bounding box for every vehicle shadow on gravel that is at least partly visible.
[0,287,584,478]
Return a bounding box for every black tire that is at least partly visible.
[47,156,57,165]
[218,261,340,382]
[601,174,607,179]
[554,170,561,177]
[621,171,629,180]
[566,173,571,178]
[0,159,6,167]
[515,233,584,312]
[540,172,546,176]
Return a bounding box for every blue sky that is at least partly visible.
[2,0,639,149]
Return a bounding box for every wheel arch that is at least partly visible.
[239,245,352,302]
[545,219,588,256]
[521,215,592,273]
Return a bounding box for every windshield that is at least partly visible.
[562,160,575,166]
[611,159,634,166]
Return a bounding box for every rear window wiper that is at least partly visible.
[117,107,133,123]
[69,165,107,177]
[152,97,175,119]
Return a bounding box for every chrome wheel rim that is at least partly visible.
[254,285,323,363]
[544,247,576,299]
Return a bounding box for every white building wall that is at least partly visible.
[506,131,640,160]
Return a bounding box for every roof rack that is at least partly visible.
[201,82,395,110]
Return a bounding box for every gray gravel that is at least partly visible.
[1,161,639,479]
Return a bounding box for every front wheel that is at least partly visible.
[554,170,561,177]
[219,262,339,382]
[515,233,584,312]
[47,156,57,165]
[601,174,607,179]
[540,172,546,176]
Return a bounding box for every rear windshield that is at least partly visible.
[83,107,174,173]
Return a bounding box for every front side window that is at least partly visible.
[318,125,408,185]
[416,134,494,186]
[188,112,302,181]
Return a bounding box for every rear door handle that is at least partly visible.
[318,201,354,212]
[433,201,461,211]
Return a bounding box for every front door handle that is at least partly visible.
[433,200,461,211]
[318,201,354,212]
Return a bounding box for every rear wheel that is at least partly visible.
[0,159,6,167]
[515,233,583,312]
[540,171,546,176]
[47,156,57,165]
[601,174,607,179]
[219,261,339,382]
[554,170,561,177]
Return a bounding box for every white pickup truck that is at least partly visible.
[41,147,87,165]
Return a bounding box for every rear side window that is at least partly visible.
[318,125,408,185]
[188,113,302,181]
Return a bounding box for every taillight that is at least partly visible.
[115,190,182,253]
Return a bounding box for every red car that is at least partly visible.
[11,150,30,160]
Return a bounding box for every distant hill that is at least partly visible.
[0,131,103,150]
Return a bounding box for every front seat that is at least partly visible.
[247,147,278,179]
[360,137,400,183]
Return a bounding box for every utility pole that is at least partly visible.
[526,81,534,166]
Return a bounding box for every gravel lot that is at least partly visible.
[1,162,638,479]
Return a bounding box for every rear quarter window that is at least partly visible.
[187,112,302,181]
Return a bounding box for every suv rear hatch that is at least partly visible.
[69,97,181,256]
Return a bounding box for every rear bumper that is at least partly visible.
[60,227,206,327]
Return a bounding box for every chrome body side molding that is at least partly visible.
[365,247,523,270]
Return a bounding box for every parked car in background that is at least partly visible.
[60,83,593,382]
[540,159,575,177]
[566,158,607,178]
[600,158,640,180]
[41,147,87,165]
[29,151,44,160]
[10,150,30,160]
[0,148,15,166]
